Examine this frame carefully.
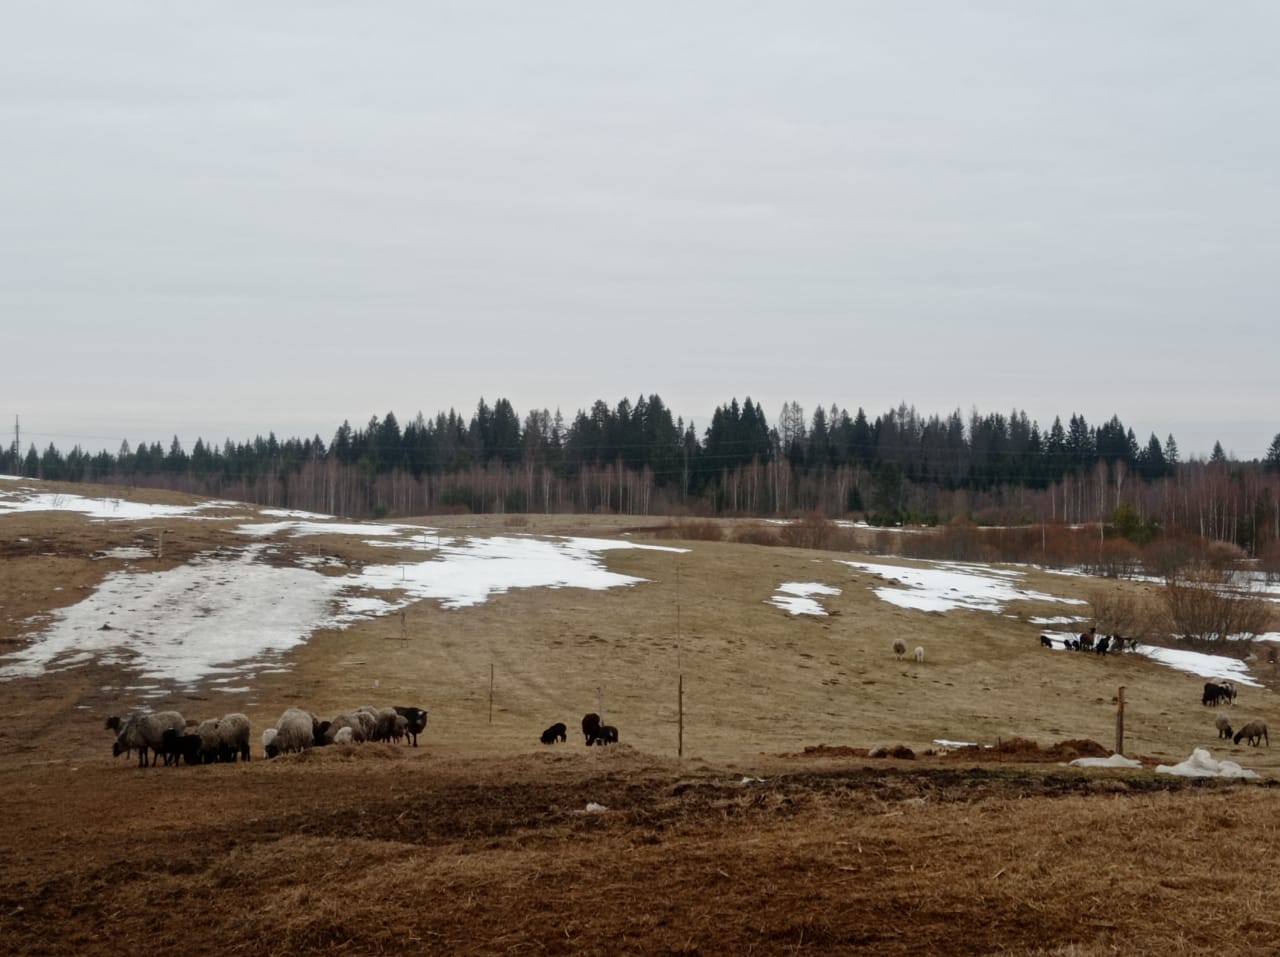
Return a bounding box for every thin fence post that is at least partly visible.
[1116,686,1125,755]
[489,664,494,725]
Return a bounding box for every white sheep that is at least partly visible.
[893,639,907,660]
[262,728,279,757]
[268,707,317,757]
[914,646,925,664]
[333,726,355,745]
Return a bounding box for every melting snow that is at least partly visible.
[0,484,687,690]
[768,582,841,616]
[841,560,1086,613]
[1156,748,1259,779]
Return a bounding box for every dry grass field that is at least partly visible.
[2,480,1280,955]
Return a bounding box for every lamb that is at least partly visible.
[393,706,429,746]
[1233,720,1269,747]
[1039,635,1053,648]
[332,726,355,745]
[541,722,567,745]
[597,724,619,745]
[262,728,279,758]
[1215,713,1234,740]
[107,711,186,767]
[893,639,907,660]
[914,646,925,664]
[324,711,369,744]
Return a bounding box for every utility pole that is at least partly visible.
[13,415,19,473]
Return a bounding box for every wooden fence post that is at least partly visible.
[1116,686,1125,755]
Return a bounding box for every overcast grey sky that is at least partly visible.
[4,2,1277,460]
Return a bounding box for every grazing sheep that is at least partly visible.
[541,722,567,745]
[893,639,907,660]
[324,712,369,744]
[332,726,355,745]
[158,728,202,767]
[582,713,602,746]
[107,711,186,767]
[1039,635,1053,649]
[597,724,619,745]
[914,646,925,664]
[195,713,251,762]
[1095,636,1111,655]
[269,707,317,757]
[1234,720,1269,747]
[369,707,405,743]
[1215,713,1234,740]
[262,728,279,758]
[393,706,429,746]
[1079,628,1096,652]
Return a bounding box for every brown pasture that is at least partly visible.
[2,480,1280,956]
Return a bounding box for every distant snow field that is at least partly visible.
[0,481,1268,699]
[0,483,686,691]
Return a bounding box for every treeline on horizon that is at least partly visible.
[6,396,1280,555]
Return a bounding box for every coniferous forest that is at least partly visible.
[6,396,1280,558]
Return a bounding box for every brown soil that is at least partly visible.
[4,481,1280,955]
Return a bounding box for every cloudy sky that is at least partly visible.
[4,2,1276,460]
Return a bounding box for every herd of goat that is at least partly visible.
[106,704,620,767]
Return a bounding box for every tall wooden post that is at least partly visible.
[676,563,683,760]
[1115,686,1125,755]
[489,664,494,725]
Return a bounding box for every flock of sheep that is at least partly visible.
[105,704,430,767]
[105,642,1272,767]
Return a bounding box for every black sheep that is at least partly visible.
[582,713,602,746]
[540,722,567,745]
[393,706,429,746]
[1039,635,1053,648]
[597,725,619,745]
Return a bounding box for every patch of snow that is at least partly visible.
[98,547,154,560]
[1,531,684,686]
[1133,643,1262,687]
[235,520,414,538]
[0,543,344,685]
[768,582,840,616]
[933,739,981,748]
[0,488,210,521]
[842,560,1087,614]
[1069,754,1142,768]
[1155,748,1259,779]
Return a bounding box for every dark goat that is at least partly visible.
[393,707,429,746]
[597,725,619,745]
[1202,682,1234,707]
[540,722,567,745]
[1039,635,1053,648]
[1095,636,1111,655]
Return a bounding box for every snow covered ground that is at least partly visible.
[0,481,684,693]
